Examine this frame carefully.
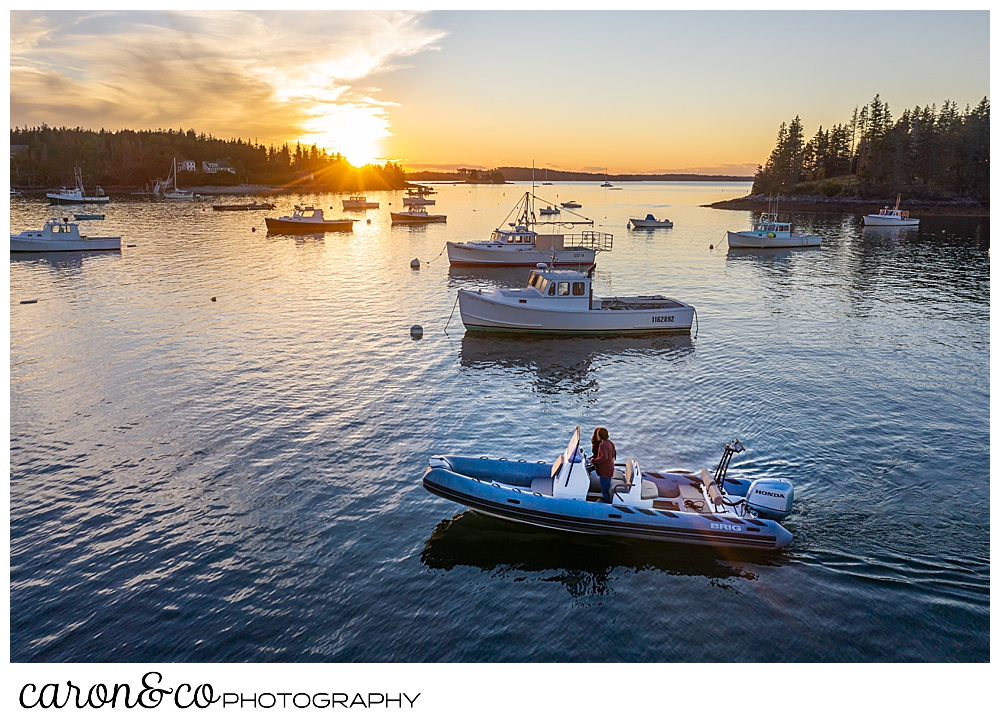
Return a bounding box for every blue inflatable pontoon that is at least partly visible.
[423,427,794,551]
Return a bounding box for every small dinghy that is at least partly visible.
[423,428,794,550]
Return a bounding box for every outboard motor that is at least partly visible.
[715,439,794,520]
[746,479,794,520]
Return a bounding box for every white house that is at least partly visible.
[202,160,236,174]
[178,159,196,172]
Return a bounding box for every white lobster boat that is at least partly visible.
[402,195,435,207]
[391,207,447,224]
[727,212,820,248]
[264,206,354,233]
[46,168,110,205]
[448,191,612,267]
[863,196,919,226]
[11,218,121,252]
[628,214,673,229]
[342,196,379,210]
[458,262,694,334]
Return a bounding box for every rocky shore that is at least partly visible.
[706,194,989,217]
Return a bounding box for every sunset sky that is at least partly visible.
[9,9,990,174]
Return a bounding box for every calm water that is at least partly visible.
[9,183,989,662]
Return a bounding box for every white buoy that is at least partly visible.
[410,324,423,338]
[410,258,420,268]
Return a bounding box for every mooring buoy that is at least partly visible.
[410,258,420,269]
[410,324,423,338]
[211,297,217,302]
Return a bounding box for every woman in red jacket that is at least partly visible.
[591,427,617,503]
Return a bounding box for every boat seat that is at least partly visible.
[641,472,681,498]
[611,460,641,501]
[530,477,554,496]
[640,479,659,500]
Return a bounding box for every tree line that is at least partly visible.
[752,95,989,202]
[9,125,408,191]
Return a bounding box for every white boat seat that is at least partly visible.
[531,477,554,496]
[640,479,659,499]
[611,460,641,500]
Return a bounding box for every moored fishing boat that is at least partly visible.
[423,428,794,550]
[46,168,110,205]
[457,262,694,334]
[264,206,354,233]
[11,218,121,252]
[402,189,435,207]
[863,195,919,226]
[342,196,380,210]
[448,191,611,267]
[727,211,820,248]
[391,207,447,224]
[628,213,673,229]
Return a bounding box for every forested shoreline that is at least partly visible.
[10,126,408,192]
[750,95,989,203]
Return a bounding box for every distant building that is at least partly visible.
[178,159,196,172]
[203,160,236,174]
[10,144,28,159]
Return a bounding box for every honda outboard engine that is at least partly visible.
[746,479,794,520]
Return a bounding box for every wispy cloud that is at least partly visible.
[10,10,445,157]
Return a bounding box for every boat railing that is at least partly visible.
[564,231,613,251]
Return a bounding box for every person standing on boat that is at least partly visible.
[591,427,617,503]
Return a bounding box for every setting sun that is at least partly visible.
[299,104,388,166]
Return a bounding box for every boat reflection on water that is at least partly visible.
[861,225,921,243]
[9,249,121,272]
[459,332,693,396]
[420,511,780,598]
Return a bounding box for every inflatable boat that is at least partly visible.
[423,427,794,551]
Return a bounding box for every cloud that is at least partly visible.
[10,10,445,154]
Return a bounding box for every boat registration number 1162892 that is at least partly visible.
[652,315,675,323]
